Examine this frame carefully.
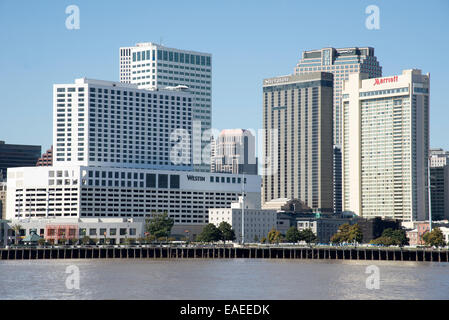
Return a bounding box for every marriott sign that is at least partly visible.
[373,75,399,86]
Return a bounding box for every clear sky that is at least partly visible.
[0,0,448,152]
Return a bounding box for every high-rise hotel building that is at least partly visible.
[294,47,382,145]
[119,43,212,172]
[53,78,193,171]
[262,73,334,212]
[342,69,430,221]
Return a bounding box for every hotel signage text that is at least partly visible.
[374,75,399,86]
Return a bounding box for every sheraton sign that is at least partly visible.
[373,75,398,86]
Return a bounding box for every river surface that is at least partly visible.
[1,259,448,299]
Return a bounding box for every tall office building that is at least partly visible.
[429,148,449,220]
[262,73,334,212]
[0,141,41,181]
[211,129,257,175]
[294,47,382,145]
[333,145,342,214]
[119,43,212,172]
[342,69,430,222]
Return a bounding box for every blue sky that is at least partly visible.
[0,0,448,152]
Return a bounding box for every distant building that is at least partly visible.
[294,47,382,146]
[210,135,216,173]
[296,216,350,244]
[262,198,313,212]
[0,220,7,246]
[429,148,449,220]
[4,218,146,245]
[404,221,430,246]
[0,182,6,220]
[211,129,257,175]
[262,73,334,212]
[430,148,449,167]
[333,145,342,214]
[36,145,53,167]
[353,217,402,243]
[119,42,212,172]
[0,141,41,181]
[209,193,277,243]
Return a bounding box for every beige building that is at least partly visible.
[342,69,430,221]
[209,193,277,243]
[211,129,257,175]
[294,47,382,146]
[262,73,334,213]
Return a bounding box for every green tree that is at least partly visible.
[331,223,363,244]
[299,228,317,244]
[347,224,363,243]
[267,228,282,244]
[196,224,221,243]
[218,222,235,242]
[145,212,174,239]
[285,226,301,243]
[371,228,409,246]
[260,237,267,244]
[423,228,446,247]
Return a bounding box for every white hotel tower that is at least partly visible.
[119,43,212,172]
[342,69,430,222]
[6,78,260,237]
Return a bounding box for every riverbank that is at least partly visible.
[1,246,448,262]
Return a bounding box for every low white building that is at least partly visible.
[6,166,261,241]
[6,218,146,245]
[209,193,277,243]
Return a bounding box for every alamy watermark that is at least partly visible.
[65,5,80,30]
[365,5,380,30]
[65,265,80,290]
[365,265,380,290]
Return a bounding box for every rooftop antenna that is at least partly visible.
[159,37,164,46]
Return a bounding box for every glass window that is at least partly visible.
[170,175,180,189]
[146,173,156,188]
[158,174,168,188]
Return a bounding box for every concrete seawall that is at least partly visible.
[1,247,448,262]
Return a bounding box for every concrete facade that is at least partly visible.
[342,69,430,221]
[262,73,334,213]
[209,194,277,243]
[119,43,212,172]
